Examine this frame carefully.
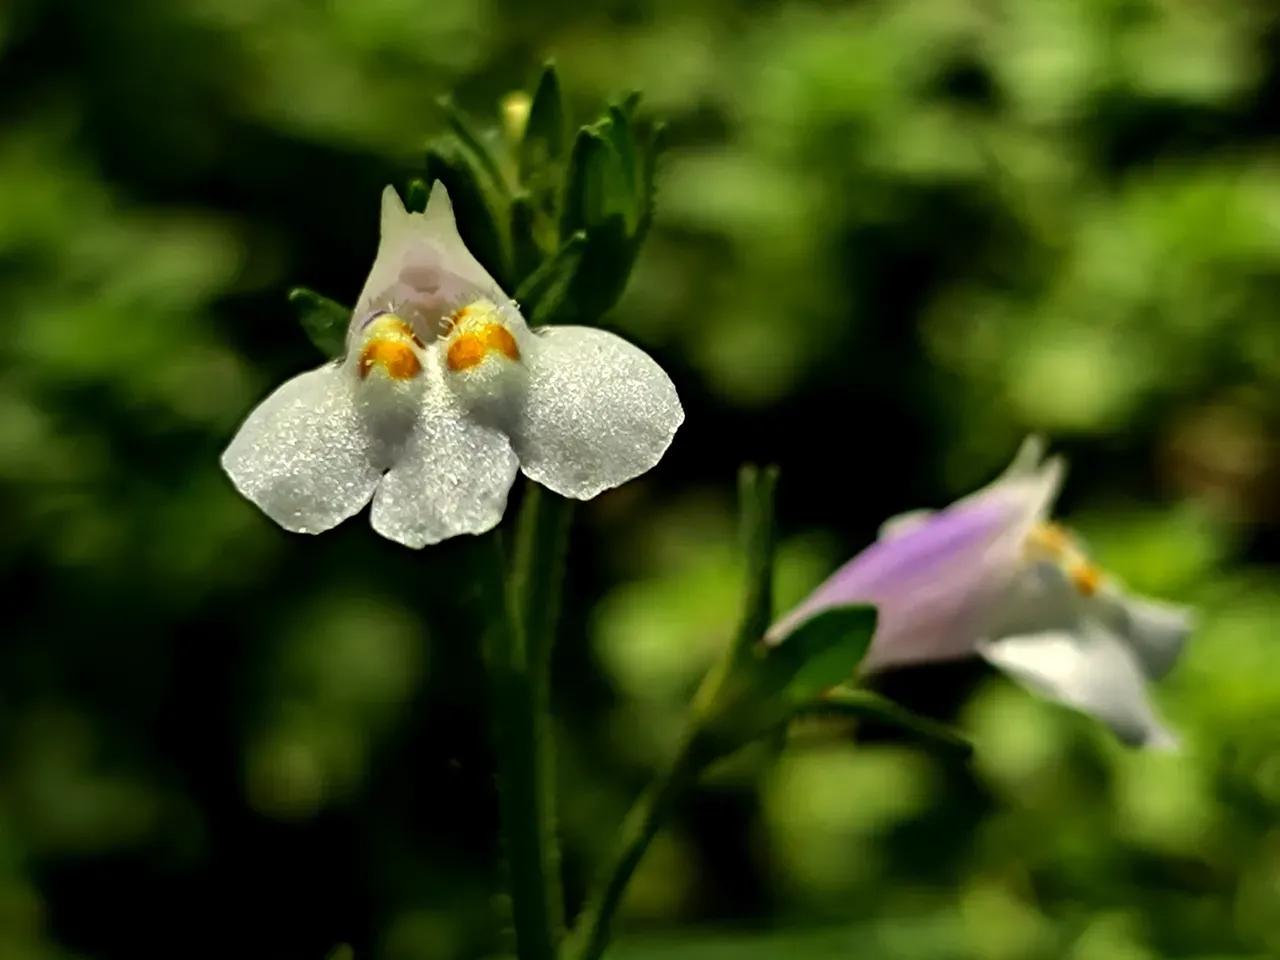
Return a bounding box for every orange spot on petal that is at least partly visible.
[446,323,520,371]
[359,340,422,380]
[1069,561,1102,597]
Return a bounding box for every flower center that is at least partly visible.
[444,300,522,372]
[1025,522,1104,597]
[357,314,425,381]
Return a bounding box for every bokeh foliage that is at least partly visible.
[2,0,1279,959]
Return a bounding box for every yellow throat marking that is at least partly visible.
[1025,522,1105,598]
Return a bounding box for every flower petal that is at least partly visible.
[353,183,505,341]
[370,385,519,548]
[511,325,683,500]
[978,624,1178,749]
[222,363,381,534]
[877,509,935,541]
[1000,563,1194,682]
[1097,588,1193,680]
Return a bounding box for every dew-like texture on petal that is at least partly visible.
[352,184,504,341]
[221,364,381,534]
[978,625,1178,749]
[512,325,683,500]
[370,386,519,549]
[768,453,1062,671]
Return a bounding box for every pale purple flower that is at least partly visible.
[767,438,1192,748]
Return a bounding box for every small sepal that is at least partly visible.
[288,286,348,360]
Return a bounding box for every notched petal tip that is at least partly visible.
[356,182,503,331]
[995,434,1065,507]
[1004,434,1047,478]
[1115,592,1194,680]
[424,179,455,227]
[369,390,520,548]
[381,185,409,233]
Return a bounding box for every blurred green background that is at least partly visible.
[3,0,1280,958]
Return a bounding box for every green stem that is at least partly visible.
[565,731,709,960]
[511,483,573,674]
[564,466,779,960]
[478,483,571,960]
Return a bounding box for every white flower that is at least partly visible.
[222,183,683,547]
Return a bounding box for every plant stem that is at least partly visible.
[564,466,780,960]
[565,731,709,960]
[479,484,571,960]
[511,483,573,675]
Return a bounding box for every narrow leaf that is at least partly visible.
[288,287,348,359]
[439,96,510,197]
[637,121,668,239]
[520,62,567,182]
[510,193,543,287]
[560,127,614,239]
[762,605,877,705]
[796,687,974,759]
[514,231,587,325]
[604,105,639,227]
[618,90,643,118]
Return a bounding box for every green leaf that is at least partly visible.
[604,105,640,229]
[617,90,643,118]
[636,120,667,239]
[563,217,633,323]
[795,687,973,759]
[514,231,587,325]
[288,286,348,359]
[760,605,877,705]
[520,62,567,183]
[510,193,538,283]
[325,945,355,960]
[561,127,618,239]
[555,102,666,321]
[439,95,510,198]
